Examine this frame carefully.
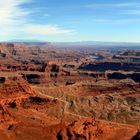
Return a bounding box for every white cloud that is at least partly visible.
[0,0,32,25]
[0,0,74,40]
[23,24,74,35]
[121,10,140,15]
[84,2,140,24]
[85,2,140,9]
[43,14,51,18]
[94,18,140,24]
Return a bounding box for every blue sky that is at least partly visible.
[0,0,140,42]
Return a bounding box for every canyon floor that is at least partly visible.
[0,72,139,140]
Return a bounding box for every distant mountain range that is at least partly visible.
[51,41,140,45]
[50,41,140,50]
[2,40,140,49]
